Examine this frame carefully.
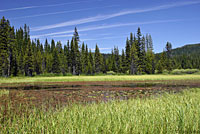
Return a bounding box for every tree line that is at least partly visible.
[0,17,199,77]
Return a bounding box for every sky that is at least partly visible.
[0,0,200,53]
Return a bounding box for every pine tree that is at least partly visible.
[157,60,163,74]
[59,47,65,74]
[111,49,117,72]
[101,56,107,73]
[130,43,138,74]
[149,34,153,51]
[145,50,155,74]
[73,27,80,42]
[165,42,173,72]
[24,39,33,76]
[121,49,126,73]
[94,44,102,74]
[44,39,48,52]
[51,39,55,53]
[81,42,85,74]
[70,39,76,75]
[130,33,134,47]
[114,46,121,73]
[0,17,9,76]
[15,28,23,75]
[140,36,146,73]
[125,37,130,73]
[43,39,49,73]
[74,38,81,75]
[87,49,94,75]
[136,27,143,74]
[34,39,43,75]
[157,50,167,73]
[52,47,60,74]
[66,40,71,73]
[46,53,53,73]
[145,34,155,74]
[84,44,89,73]
[64,45,68,73]
[8,26,16,76]
[56,41,65,74]
[35,50,43,75]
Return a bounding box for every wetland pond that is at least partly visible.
[0,80,200,108]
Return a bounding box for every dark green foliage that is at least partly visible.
[165,42,173,72]
[87,49,94,74]
[145,34,155,74]
[51,39,55,53]
[81,43,85,74]
[136,27,143,74]
[130,43,138,75]
[121,49,126,73]
[73,27,80,42]
[52,47,60,74]
[145,50,155,74]
[0,17,9,76]
[156,51,167,73]
[156,42,173,73]
[24,40,33,76]
[110,49,117,72]
[84,44,89,73]
[34,40,43,75]
[94,44,102,74]
[113,47,121,73]
[125,38,131,72]
[74,39,81,75]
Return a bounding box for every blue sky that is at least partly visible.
[0,0,200,53]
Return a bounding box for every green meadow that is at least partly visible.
[0,74,200,84]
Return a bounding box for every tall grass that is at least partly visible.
[0,89,9,97]
[0,74,200,84]
[1,88,200,133]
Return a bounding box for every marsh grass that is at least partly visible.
[1,88,200,133]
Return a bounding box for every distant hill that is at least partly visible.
[170,43,200,56]
[156,43,200,57]
[156,43,200,69]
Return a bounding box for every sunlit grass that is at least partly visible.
[1,88,200,133]
[0,74,200,84]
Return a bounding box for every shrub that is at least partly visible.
[106,71,116,75]
[171,69,199,75]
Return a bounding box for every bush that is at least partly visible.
[171,69,199,75]
[106,71,116,75]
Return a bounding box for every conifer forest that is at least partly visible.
[1,17,199,77]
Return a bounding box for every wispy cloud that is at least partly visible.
[31,19,181,38]
[49,34,73,38]
[10,5,118,20]
[82,35,127,41]
[31,33,87,39]
[91,47,112,51]
[0,0,100,12]
[31,1,200,31]
[31,34,72,38]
